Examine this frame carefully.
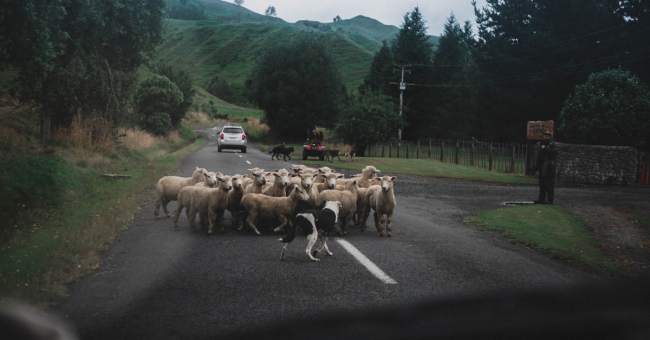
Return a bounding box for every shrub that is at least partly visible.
[206,75,232,101]
[559,68,650,149]
[134,75,183,136]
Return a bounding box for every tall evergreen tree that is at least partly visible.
[389,7,436,139]
[431,14,481,139]
[359,40,393,95]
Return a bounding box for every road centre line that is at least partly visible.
[246,160,251,164]
[336,239,397,284]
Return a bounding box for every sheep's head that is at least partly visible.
[379,176,396,192]
[219,176,233,192]
[232,174,247,189]
[322,173,343,190]
[292,187,310,201]
[249,169,266,185]
[346,180,359,192]
[203,172,219,187]
[275,169,290,187]
[298,172,317,189]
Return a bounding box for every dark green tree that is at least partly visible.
[247,33,344,139]
[389,7,436,139]
[335,92,405,156]
[167,0,207,20]
[156,65,197,126]
[134,75,184,137]
[359,40,393,95]
[0,0,166,129]
[207,75,232,102]
[430,14,481,139]
[472,0,630,142]
[559,68,650,149]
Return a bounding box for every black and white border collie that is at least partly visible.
[279,200,342,262]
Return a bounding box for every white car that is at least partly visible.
[218,123,247,153]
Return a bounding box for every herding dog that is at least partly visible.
[279,200,342,261]
[344,149,356,163]
[269,145,295,161]
[324,150,343,163]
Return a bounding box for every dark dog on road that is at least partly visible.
[324,150,343,163]
[269,145,295,161]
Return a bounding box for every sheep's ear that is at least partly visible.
[273,173,281,177]
[391,176,397,181]
[320,174,327,178]
[352,180,358,185]
[248,168,254,172]
[336,174,344,178]
[242,174,247,178]
[375,169,381,173]
[331,169,336,173]
[312,173,319,178]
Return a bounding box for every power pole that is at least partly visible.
[390,64,412,142]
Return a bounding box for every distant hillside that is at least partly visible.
[151,20,374,105]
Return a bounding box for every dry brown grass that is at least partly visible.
[182,111,214,126]
[116,127,166,150]
[53,113,114,152]
[0,125,26,151]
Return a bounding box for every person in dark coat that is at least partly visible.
[535,130,559,204]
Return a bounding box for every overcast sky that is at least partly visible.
[238,0,488,36]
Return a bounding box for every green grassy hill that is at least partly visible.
[152,19,375,104]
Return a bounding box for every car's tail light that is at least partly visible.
[317,146,323,151]
[242,134,246,140]
[306,145,311,150]
[220,133,224,139]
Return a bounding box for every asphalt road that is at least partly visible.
[51,123,632,339]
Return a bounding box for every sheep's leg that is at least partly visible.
[154,196,162,218]
[200,212,210,230]
[360,206,371,231]
[334,222,343,236]
[172,204,183,228]
[273,215,288,233]
[386,211,393,237]
[161,197,172,217]
[375,212,386,237]
[218,210,226,233]
[237,212,247,231]
[246,213,262,235]
[188,207,197,229]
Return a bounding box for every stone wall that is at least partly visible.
[552,143,638,186]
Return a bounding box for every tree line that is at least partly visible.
[246,1,650,152]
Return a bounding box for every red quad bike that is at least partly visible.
[302,140,326,161]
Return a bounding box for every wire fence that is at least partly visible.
[321,138,530,175]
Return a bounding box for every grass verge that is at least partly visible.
[300,157,540,186]
[0,128,206,308]
[464,205,621,275]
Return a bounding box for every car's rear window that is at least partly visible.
[223,128,242,134]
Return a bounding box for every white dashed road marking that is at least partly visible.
[336,239,397,284]
[239,155,242,158]
[246,160,251,164]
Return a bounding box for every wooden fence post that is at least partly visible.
[470,140,475,166]
[389,142,392,158]
[397,142,400,158]
[417,139,420,159]
[440,141,445,162]
[489,142,493,171]
[455,140,459,164]
[381,143,385,157]
[406,141,410,159]
[428,138,432,159]
[525,141,531,175]
[510,144,516,174]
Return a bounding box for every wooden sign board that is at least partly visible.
[527,121,554,140]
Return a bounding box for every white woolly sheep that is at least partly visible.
[195,172,223,188]
[360,176,397,237]
[319,180,358,235]
[173,176,233,234]
[243,168,268,196]
[155,167,207,218]
[262,169,291,197]
[227,174,247,230]
[240,186,310,235]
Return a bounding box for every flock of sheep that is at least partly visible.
[154,165,397,238]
